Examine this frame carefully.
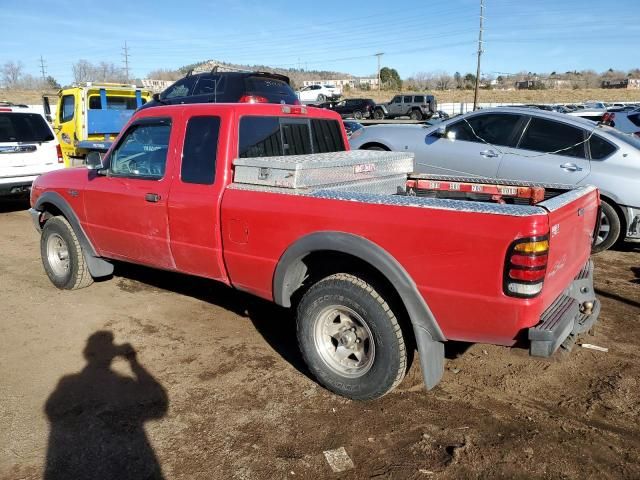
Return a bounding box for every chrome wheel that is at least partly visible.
[313,305,375,378]
[46,233,70,277]
[596,211,610,246]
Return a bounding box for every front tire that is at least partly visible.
[592,200,621,253]
[40,216,93,290]
[297,273,407,400]
[373,109,385,120]
[353,110,363,120]
[317,94,326,102]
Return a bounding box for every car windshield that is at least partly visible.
[604,127,640,150]
[0,112,54,142]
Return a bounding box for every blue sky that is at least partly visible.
[1,0,639,85]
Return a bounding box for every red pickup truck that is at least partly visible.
[29,103,601,400]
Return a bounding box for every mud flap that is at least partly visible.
[413,325,445,390]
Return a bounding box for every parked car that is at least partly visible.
[343,120,363,137]
[567,109,607,122]
[0,107,64,197]
[374,94,437,120]
[322,98,376,119]
[605,108,640,136]
[141,71,298,109]
[350,107,640,252]
[296,84,341,103]
[29,103,600,400]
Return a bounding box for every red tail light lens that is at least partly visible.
[504,236,549,298]
[56,144,64,163]
[239,94,269,104]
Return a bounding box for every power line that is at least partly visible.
[473,0,484,111]
[121,41,130,82]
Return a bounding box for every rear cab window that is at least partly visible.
[88,96,145,110]
[60,95,75,122]
[0,113,55,142]
[239,116,344,158]
[181,116,220,184]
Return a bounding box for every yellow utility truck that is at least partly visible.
[44,83,152,166]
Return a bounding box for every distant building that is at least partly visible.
[545,79,572,89]
[602,78,640,89]
[142,79,174,92]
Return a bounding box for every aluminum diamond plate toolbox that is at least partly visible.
[233,150,414,189]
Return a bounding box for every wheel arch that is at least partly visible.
[33,191,113,277]
[273,232,446,389]
[359,142,390,151]
[273,232,445,343]
[598,193,627,234]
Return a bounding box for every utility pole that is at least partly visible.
[39,55,47,81]
[122,41,130,83]
[473,0,484,110]
[374,52,384,90]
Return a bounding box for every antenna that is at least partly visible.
[122,41,131,82]
[374,52,384,90]
[473,0,484,111]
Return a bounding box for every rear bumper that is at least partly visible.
[0,177,37,196]
[528,260,600,357]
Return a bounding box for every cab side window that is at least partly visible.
[60,95,75,122]
[181,116,220,184]
[518,118,586,158]
[110,120,171,179]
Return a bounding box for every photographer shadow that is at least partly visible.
[44,331,168,480]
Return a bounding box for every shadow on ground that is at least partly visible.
[44,331,168,480]
[111,262,312,380]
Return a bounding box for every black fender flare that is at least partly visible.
[273,232,446,389]
[33,191,114,278]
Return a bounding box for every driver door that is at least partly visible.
[83,115,178,268]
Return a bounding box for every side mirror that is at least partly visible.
[436,126,447,137]
[152,93,160,102]
[85,151,103,170]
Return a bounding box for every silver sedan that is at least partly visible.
[349,107,640,252]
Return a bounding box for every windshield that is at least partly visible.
[0,113,54,142]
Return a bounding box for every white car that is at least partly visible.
[296,84,342,103]
[0,106,64,197]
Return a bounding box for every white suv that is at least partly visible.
[0,106,64,197]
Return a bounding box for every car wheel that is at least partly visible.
[373,109,385,120]
[409,110,423,120]
[592,200,621,253]
[353,110,363,120]
[40,216,94,290]
[297,273,407,400]
[317,94,326,102]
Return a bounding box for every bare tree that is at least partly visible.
[146,68,182,81]
[72,60,93,83]
[2,61,24,87]
[72,60,126,83]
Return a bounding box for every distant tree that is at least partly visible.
[453,71,462,89]
[463,73,476,89]
[46,76,61,89]
[146,68,182,81]
[2,61,24,87]
[72,60,126,83]
[380,67,402,90]
[72,60,92,83]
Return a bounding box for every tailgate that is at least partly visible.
[0,142,59,178]
[539,185,599,307]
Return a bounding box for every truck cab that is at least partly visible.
[45,83,152,167]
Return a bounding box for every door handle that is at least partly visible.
[145,193,161,203]
[480,149,499,158]
[560,162,582,172]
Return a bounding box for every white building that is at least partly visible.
[302,78,379,88]
[141,79,174,93]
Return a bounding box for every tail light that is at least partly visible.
[239,94,269,104]
[0,108,12,112]
[600,112,615,125]
[504,236,549,298]
[634,132,640,138]
[281,105,307,115]
[56,144,64,163]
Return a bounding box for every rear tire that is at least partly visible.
[353,110,363,120]
[592,200,621,253]
[40,216,93,290]
[297,273,407,400]
[409,109,423,120]
[373,109,385,120]
[317,94,326,102]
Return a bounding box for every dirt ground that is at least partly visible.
[1,197,639,480]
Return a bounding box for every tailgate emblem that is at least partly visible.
[551,224,560,237]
